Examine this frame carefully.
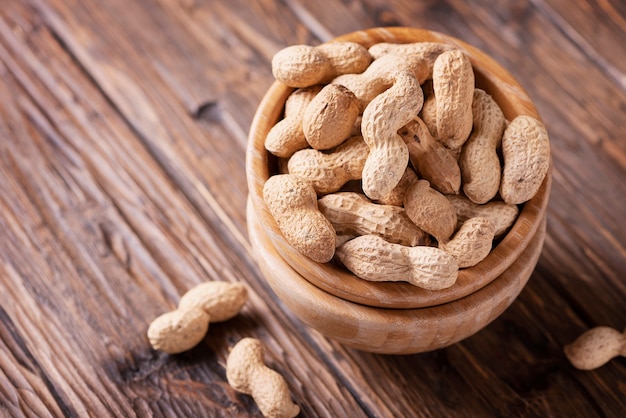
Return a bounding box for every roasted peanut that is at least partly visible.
[272,42,372,88]
[419,93,438,138]
[446,194,519,238]
[178,282,248,323]
[500,115,551,204]
[404,180,457,243]
[368,42,455,83]
[265,85,322,158]
[227,338,300,418]
[332,54,416,109]
[147,308,209,355]
[303,83,360,150]
[336,235,458,290]
[375,166,419,207]
[440,217,495,268]
[564,326,626,370]
[287,135,368,194]
[399,117,461,195]
[433,50,475,150]
[359,63,424,200]
[460,89,506,204]
[263,174,336,262]
[147,282,248,354]
[318,192,430,247]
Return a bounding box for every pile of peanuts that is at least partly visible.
[263,41,550,291]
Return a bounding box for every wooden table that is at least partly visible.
[1,0,624,416]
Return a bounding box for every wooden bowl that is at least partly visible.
[247,199,546,354]
[246,27,551,352]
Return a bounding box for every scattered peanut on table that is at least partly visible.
[263,38,550,290]
[147,281,248,354]
[564,326,626,370]
[227,338,300,418]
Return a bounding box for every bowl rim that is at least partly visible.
[246,26,551,309]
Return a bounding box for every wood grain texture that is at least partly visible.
[0,0,624,416]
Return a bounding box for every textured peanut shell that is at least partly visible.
[460,89,506,204]
[263,174,336,262]
[226,338,300,418]
[303,84,360,150]
[564,327,626,370]
[272,45,331,88]
[500,115,551,204]
[361,68,423,200]
[178,282,248,323]
[265,86,322,158]
[287,135,368,194]
[336,235,458,290]
[332,54,411,109]
[375,166,419,206]
[446,194,519,237]
[399,117,461,195]
[368,42,455,83]
[317,42,372,77]
[272,42,371,88]
[147,307,210,354]
[433,50,475,150]
[419,93,438,138]
[318,192,430,247]
[404,180,457,243]
[440,217,495,268]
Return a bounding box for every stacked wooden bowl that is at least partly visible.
[246,27,551,354]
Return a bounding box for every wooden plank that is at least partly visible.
[0,0,624,416]
[0,301,67,418]
[0,66,136,417]
[24,0,256,243]
[532,0,626,89]
[0,3,369,416]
